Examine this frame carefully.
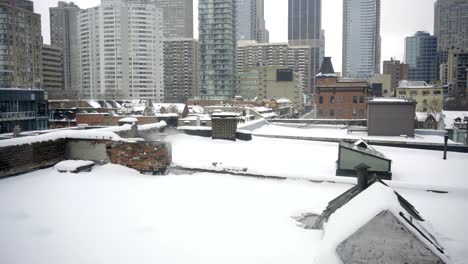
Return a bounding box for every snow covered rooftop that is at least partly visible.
[0,163,465,263]
[398,80,437,89]
[369,97,415,104]
[441,111,468,129]
[118,117,139,123]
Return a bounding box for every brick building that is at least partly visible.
[315,57,370,119]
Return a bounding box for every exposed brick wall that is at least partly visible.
[0,139,66,178]
[108,141,171,174]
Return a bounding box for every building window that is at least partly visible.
[410,90,418,96]
[338,109,343,117]
[359,109,364,119]
[318,109,323,117]
[330,96,335,104]
[319,96,323,104]
[329,109,335,117]
[353,96,357,104]
[399,90,406,96]
[422,91,430,96]
[434,91,441,95]
[338,96,343,104]
[360,96,364,104]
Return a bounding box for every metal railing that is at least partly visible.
[0,111,36,121]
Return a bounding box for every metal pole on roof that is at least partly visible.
[443,134,449,160]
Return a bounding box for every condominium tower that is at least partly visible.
[342,0,381,78]
[199,0,237,100]
[41,44,64,99]
[434,0,468,63]
[288,0,322,93]
[155,0,193,39]
[49,1,81,97]
[78,0,164,101]
[405,31,438,83]
[237,0,269,43]
[0,0,42,89]
[163,39,199,102]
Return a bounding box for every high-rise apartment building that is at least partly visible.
[0,0,42,89]
[155,0,193,39]
[342,0,381,78]
[199,0,237,100]
[237,0,268,43]
[434,0,468,64]
[383,59,409,91]
[445,48,468,97]
[288,0,322,94]
[49,1,81,97]
[78,0,164,101]
[42,44,64,99]
[237,41,313,95]
[163,38,199,102]
[405,31,438,83]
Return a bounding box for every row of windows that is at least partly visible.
[317,109,365,119]
[319,95,365,104]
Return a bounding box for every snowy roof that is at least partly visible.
[86,100,102,109]
[118,117,139,123]
[415,112,440,122]
[398,80,437,89]
[319,181,449,263]
[188,105,204,114]
[153,103,186,114]
[441,111,468,129]
[211,112,242,117]
[368,97,415,104]
[275,98,291,103]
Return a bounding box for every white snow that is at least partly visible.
[0,130,122,148]
[118,117,139,123]
[317,182,449,263]
[0,165,466,263]
[54,160,95,172]
[440,111,468,129]
[369,97,413,103]
[167,134,468,190]
[253,124,458,144]
[86,100,102,108]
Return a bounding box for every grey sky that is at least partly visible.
[36,0,435,71]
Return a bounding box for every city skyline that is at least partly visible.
[38,0,434,72]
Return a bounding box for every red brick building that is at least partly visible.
[315,57,371,119]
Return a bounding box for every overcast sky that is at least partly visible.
[36,0,435,71]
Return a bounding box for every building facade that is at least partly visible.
[199,0,237,100]
[237,41,313,95]
[395,81,443,112]
[342,0,381,78]
[163,38,199,102]
[383,59,409,92]
[316,57,371,119]
[49,1,81,97]
[288,0,322,94]
[238,66,304,112]
[405,31,438,84]
[78,0,164,101]
[0,89,48,133]
[370,74,392,97]
[155,0,193,39]
[446,48,468,97]
[41,44,64,99]
[0,0,42,89]
[434,0,468,64]
[237,0,268,43]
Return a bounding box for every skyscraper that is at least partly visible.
[42,45,64,99]
[199,0,237,100]
[163,39,200,102]
[237,0,268,43]
[383,59,409,90]
[288,0,322,94]
[155,0,193,39]
[0,0,42,89]
[342,0,381,78]
[78,0,164,101]
[434,0,468,62]
[405,31,438,83]
[49,1,81,97]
